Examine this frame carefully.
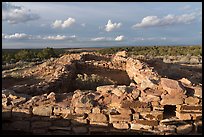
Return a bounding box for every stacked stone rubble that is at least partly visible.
[2,51,202,135]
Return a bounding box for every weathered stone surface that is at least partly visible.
[88,113,107,123]
[176,104,202,113]
[11,97,27,106]
[176,124,193,134]
[92,107,101,113]
[12,107,32,119]
[157,125,176,133]
[132,113,140,120]
[53,107,71,117]
[89,121,108,126]
[130,123,153,130]
[96,85,115,93]
[190,113,202,120]
[133,119,159,126]
[109,94,123,108]
[116,108,132,115]
[185,97,199,105]
[72,126,88,134]
[160,78,185,95]
[161,93,185,105]
[126,58,160,90]
[49,126,71,131]
[140,111,163,120]
[139,93,160,103]
[176,111,191,120]
[179,78,192,86]
[112,87,124,96]
[112,122,129,129]
[75,107,91,114]
[33,106,53,116]
[193,86,202,98]
[47,92,56,101]
[31,121,52,129]
[109,114,131,123]
[133,107,151,113]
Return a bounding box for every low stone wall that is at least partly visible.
[2,51,202,135]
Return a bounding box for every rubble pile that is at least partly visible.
[2,51,202,135]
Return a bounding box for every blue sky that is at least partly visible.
[2,2,202,49]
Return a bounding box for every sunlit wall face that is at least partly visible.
[2,2,202,49]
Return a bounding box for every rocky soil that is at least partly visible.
[2,51,202,135]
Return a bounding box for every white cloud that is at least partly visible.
[43,35,77,40]
[133,13,197,28]
[52,18,76,29]
[115,35,124,41]
[2,33,31,40]
[105,20,122,32]
[2,2,39,24]
[91,37,107,41]
[133,37,167,41]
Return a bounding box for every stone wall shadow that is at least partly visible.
[143,58,202,84]
[2,111,158,135]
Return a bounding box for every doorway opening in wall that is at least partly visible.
[163,105,176,119]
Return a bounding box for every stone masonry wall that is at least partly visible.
[2,51,202,135]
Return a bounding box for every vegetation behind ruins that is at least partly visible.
[97,45,202,57]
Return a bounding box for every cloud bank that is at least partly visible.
[133,13,197,28]
[2,33,31,40]
[2,2,40,24]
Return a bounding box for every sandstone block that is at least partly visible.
[161,94,184,105]
[140,111,163,120]
[185,97,199,105]
[89,121,108,126]
[75,107,91,114]
[133,119,159,126]
[92,107,101,113]
[53,107,71,117]
[116,108,132,115]
[160,78,185,95]
[112,122,129,129]
[190,113,202,120]
[175,111,191,120]
[88,113,108,123]
[33,105,53,116]
[132,113,140,120]
[179,78,192,86]
[193,86,202,98]
[109,114,131,123]
[176,104,202,113]
[96,85,115,93]
[130,123,153,130]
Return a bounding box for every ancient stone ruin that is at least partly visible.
[2,51,202,135]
